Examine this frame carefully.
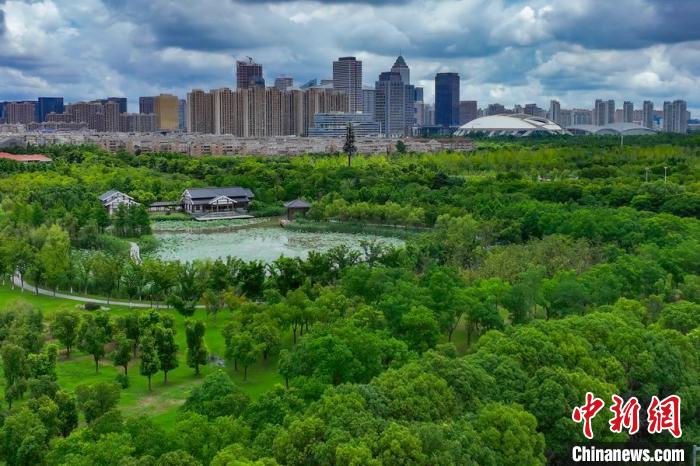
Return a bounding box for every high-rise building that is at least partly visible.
[572,108,593,125]
[5,101,36,124]
[178,99,186,130]
[593,99,611,125]
[100,97,127,114]
[333,56,363,113]
[524,103,545,117]
[606,100,615,125]
[663,100,688,134]
[236,57,264,89]
[186,89,214,133]
[414,87,424,102]
[212,88,235,135]
[139,97,155,115]
[391,55,410,83]
[153,94,180,131]
[487,103,505,116]
[37,97,64,122]
[548,100,561,125]
[435,72,460,126]
[308,112,380,137]
[103,101,121,132]
[559,109,572,127]
[66,101,105,131]
[642,101,654,129]
[459,100,477,125]
[274,76,294,91]
[623,101,633,123]
[375,71,415,137]
[362,87,376,118]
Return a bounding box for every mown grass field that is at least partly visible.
[0,284,284,429]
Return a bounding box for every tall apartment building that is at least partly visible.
[435,73,460,126]
[663,100,688,134]
[139,96,155,115]
[103,101,121,132]
[572,108,593,125]
[37,97,64,122]
[274,76,294,91]
[154,94,180,131]
[548,100,561,125]
[119,113,156,132]
[362,87,376,118]
[186,89,214,133]
[623,101,633,123]
[66,101,105,131]
[375,71,415,137]
[459,101,478,125]
[559,109,572,127]
[236,57,264,89]
[5,101,37,124]
[99,97,127,114]
[333,56,363,113]
[178,99,186,130]
[486,103,506,116]
[642,101,654,129]
[593,99,614,125]
[188,86,347,137]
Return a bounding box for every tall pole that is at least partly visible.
[645,167,649,182]
[664,166,668,182]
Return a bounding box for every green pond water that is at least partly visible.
[152,226,405,263]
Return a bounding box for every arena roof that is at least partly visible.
[454,114,567,137]
[566,123,657,136]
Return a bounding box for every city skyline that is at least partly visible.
[0,0,699,116]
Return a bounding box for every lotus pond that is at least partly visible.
[151,221,405,263]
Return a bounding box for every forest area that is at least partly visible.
[0,134,698,465]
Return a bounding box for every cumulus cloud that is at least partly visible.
[0,0,698,116]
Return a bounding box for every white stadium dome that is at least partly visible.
[454,114,568,137]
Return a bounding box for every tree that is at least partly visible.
[54,390,79,437]
[139,334,160,391]
[0,408,48,466]
[75,381,120,423]
[1,343,27,408]
[181,370,250,419]
[77,314,109,373]
[117,312,141,358]
[399,305,440,352]
[38,224,71,295]
[154,325,179,384]
[225,331,263,381]
[112,333,133,375]
[343,122,357,167]
[473,403,546,466]
[185,319,208,376]
[395,139,407,154]
[50,309,80,358]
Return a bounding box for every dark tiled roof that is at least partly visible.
[284,199,311,208]
[186,187,254,200]
[99,189,119,201]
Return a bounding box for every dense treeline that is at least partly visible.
[0,137,697,465]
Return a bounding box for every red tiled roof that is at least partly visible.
[0,152,53,162]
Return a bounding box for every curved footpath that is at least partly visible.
[11,274,201,309]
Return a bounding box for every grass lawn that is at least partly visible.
[0,285,283,429]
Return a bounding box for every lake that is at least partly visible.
[152,226,405,263]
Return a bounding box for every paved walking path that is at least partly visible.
[12,274,174,309]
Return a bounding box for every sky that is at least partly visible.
[0,0,698,117]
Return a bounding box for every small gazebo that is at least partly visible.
[283,199,311,220]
